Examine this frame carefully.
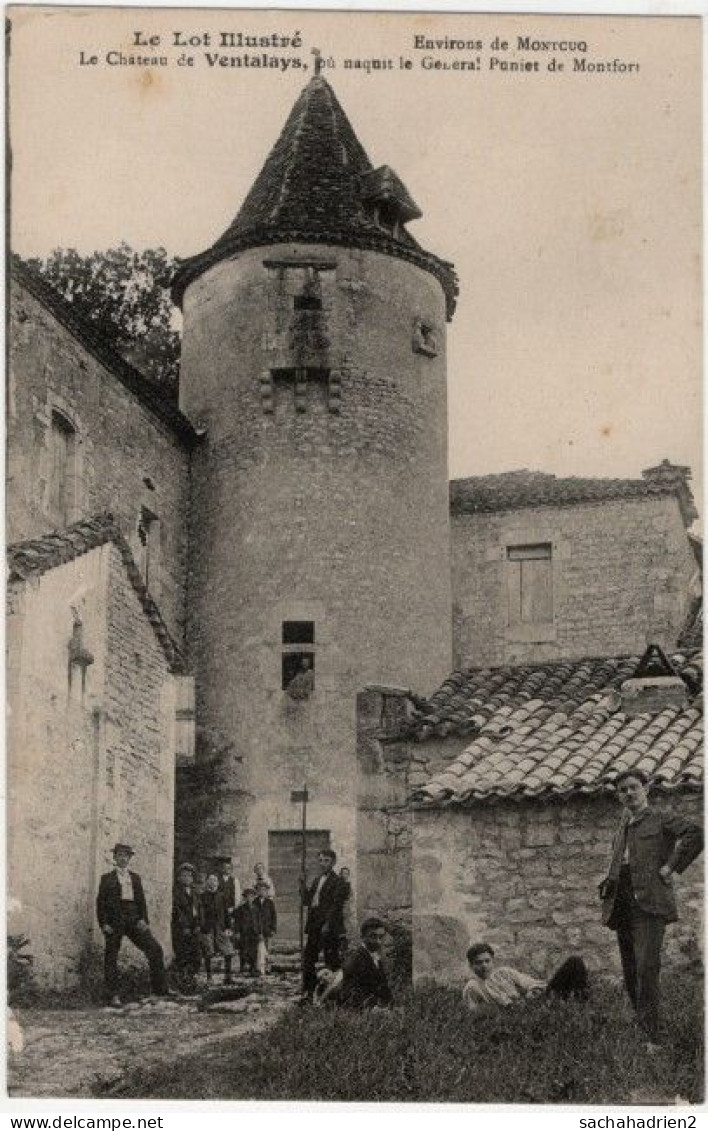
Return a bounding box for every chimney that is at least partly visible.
[642,459,698,527]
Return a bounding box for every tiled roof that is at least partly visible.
[450,465,697,525]
[172,77,458,319]
[11,260,198,446]
[411,652,703,805]
[8,515,186,674]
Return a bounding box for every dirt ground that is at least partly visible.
[8,973,301,1098]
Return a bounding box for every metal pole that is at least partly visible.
[299,783,307,966]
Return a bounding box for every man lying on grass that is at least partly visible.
[462,942,588,1012]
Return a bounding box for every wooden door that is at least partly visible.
[268,829,331,943]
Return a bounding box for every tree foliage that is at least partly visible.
[24,243,181,397]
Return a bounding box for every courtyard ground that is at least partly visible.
[8,972,301,1098]
[111,967,702,1105]
[8,966,702,1104]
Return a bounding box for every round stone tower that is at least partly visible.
[174,77,458,931]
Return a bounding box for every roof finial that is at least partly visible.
[312,47,324,77]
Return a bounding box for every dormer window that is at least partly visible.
[360,165,422,238]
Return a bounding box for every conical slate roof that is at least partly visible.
[172,77,457,318]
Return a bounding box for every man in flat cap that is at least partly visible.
[96,843,169,1007]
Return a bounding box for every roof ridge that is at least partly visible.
[268,78,311,225]
[8,514,186,674]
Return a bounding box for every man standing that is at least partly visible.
[599,770,703,1049]
[300,848,344,1000]
[171,862,201,993]
[217,858,241,916]
[217,858,240,984]
[340,917,393,1009]
[96,843,168,1007]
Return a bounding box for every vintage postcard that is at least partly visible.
[6,6,703,1107]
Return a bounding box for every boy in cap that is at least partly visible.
[234,888,259,975]
[253,879,277,975]
[171,862,201,993]
[96,843,169,1007]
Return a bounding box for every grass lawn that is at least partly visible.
[113,967,703,1104]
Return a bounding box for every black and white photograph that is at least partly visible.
[5,5,703,1109]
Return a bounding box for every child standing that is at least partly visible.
[253,880,277,975]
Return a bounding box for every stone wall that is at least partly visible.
[8,278,190,643]
[413,794,703,987]
[452,495,697,669]
[7,544,176,989]
[356,688,415,930]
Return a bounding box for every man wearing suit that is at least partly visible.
[217,858,241,919]
[340,917,393,1009]
[96,843,168,1006]
[217,858,240,984]
[300,848,345,999]
[171,862,202,992]
[599,770,703,1048]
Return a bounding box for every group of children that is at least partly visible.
[171,858,277,992]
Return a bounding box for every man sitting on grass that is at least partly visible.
[339,917,394,1010]
[462,942,588,1012]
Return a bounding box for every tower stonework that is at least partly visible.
[175,77,457,925]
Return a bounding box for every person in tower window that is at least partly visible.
[300,848,345,1001]
[96,843,169,1007]
[286,655,314,700]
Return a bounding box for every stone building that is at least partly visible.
[7,74,703,984]
[451,467,699,669]
[409,647,703,984]
[7,264,195,987]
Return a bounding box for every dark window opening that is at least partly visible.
[283,620,315,644]
[294,294,322,311]
[271,367,330,385]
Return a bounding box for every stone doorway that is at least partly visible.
[268,829,331,942]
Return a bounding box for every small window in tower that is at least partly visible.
[283,621,315,644]
[282,620,315,697]
[294,294,322,312]
[49,410,77,526]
